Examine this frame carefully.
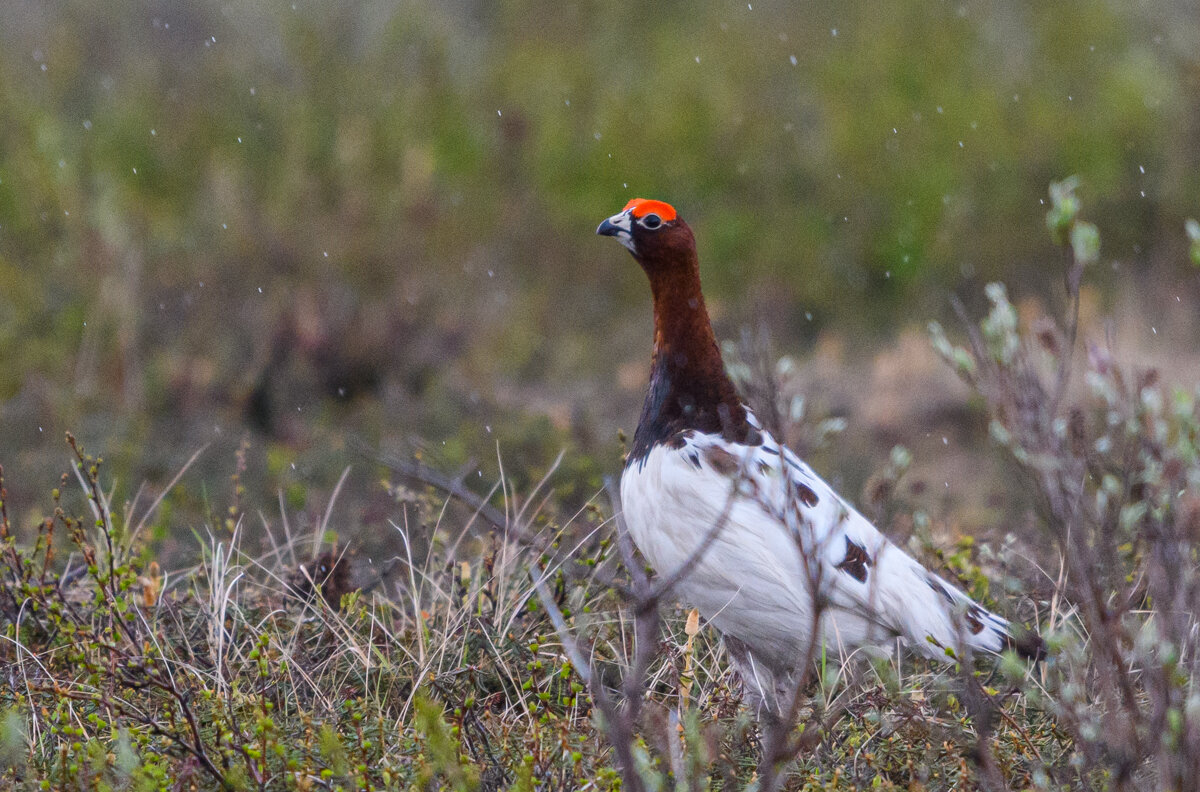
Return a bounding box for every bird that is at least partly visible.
[597,198,1043,716]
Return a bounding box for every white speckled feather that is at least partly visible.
[620,412,1012,673]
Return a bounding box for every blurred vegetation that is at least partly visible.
[1,0,1199,543]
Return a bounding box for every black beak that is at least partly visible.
[596,218,620,237]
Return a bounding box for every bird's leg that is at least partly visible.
[725,635,814,788]
[724,635,793,773]
[724,636,770,716]
[755,670,811,791]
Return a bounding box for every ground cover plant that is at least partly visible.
[1,185,1198,790]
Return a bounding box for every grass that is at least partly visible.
[1,184,1198,790]
[0,445,1066,791]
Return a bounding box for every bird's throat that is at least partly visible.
[627,264,756,464]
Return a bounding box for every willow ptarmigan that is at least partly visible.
[597,198,1042,714]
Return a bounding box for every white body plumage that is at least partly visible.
[620,412,1013,705]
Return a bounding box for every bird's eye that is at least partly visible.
[640,213,662,230]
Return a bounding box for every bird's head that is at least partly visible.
[597,199,695,274]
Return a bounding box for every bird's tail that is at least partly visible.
[874,549,1044,662]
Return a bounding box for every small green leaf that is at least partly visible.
[1070,221,1100,266]
[1046,176,1081,244]
[1186,218,1200,267]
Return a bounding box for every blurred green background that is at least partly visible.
[2,0,1198,552]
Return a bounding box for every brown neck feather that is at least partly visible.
[628,230,757,464]
[649,264,727,399]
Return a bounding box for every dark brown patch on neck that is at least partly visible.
[627,219,758,465]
